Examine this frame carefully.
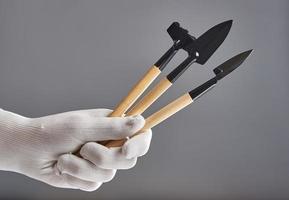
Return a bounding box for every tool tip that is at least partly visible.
[244,49,254,56]
[219,20,233,29]
[172,21,180,27]
[227,19,233,24]
[239,49,253,61]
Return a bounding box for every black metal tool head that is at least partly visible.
[184,20,233,64]
[189,49,253,100]
[167,22,196,49]
[214,49,253,80]
[155,22,196,70]
[166,20,233,83]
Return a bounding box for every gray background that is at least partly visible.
[0,0,288,199]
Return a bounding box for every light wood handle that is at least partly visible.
[109,65,161,117]
[127,77,172,116]
[105,93,193,147]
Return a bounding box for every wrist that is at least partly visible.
[0,109,31,139]
[0,109,31,171]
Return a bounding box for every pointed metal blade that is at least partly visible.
[214,49,253,80]
[193,20,233,65]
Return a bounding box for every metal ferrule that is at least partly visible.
[154,43,179,71]
[166,55,197,83]
[188,77,218,101]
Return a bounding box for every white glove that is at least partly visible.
[0,108,152,191]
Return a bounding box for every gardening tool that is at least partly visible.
[109,22,195,117]
[127,20,233,116]
[106,50,253,147]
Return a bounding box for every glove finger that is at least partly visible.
[122,129,152,159]
[61,173,102,192]
[67,108,113,117]
[79,115,145,141]
[41,109,112,119]
[56,154,116,183]
[80,142,137,169]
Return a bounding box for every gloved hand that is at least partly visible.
[0,108,152,191]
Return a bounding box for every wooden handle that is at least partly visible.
[109,65,161,117]
[75,65,160,156]
[127,77,172,116]
[105,93,193,147]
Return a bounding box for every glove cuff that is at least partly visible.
[0,109,31,171]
